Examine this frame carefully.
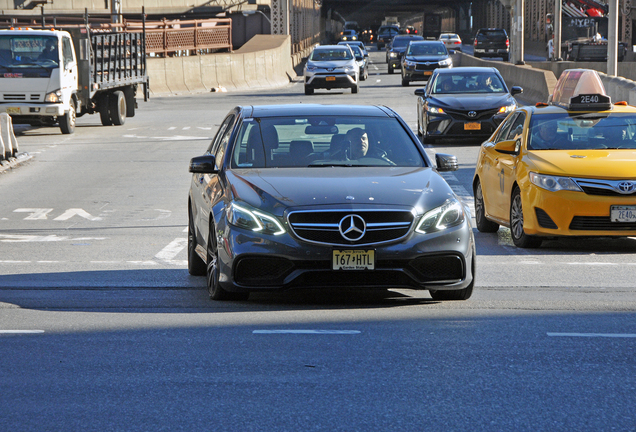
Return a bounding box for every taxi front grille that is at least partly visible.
[569,216,636,231]
[574,178,636,197]
[288,209,414,246]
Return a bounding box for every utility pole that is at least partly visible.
[607,0,618,76]
[554,0,562,60]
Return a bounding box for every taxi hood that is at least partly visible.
[527,149,636,178]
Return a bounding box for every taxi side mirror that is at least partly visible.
[494,139,519,155]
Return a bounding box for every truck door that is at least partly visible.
[61,36,77,104]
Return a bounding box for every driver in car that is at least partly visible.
[332,127,394,164]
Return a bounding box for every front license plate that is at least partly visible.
[464,122,481,130]
[326,76,336,81]
[333,249,375,270]
[424,71,433,76]
[610,205,636,222]
[488,49,495,52]
[6,107,20,114]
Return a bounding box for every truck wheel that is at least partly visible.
[109,91,126,126]
[124,87,136,118]
[99,94,112,126]
[59,99,76,134]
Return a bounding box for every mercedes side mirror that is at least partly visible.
[189,155,218,174]
[435,153,458,172]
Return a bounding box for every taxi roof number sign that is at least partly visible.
[549,69,611,110]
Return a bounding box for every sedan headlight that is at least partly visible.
[416,198,465,234]
[344,66,355,72]
[439,58,452,66]
[228,203,285,235]
[305,65,317,72]
[427,106,445,114]
[45,90,62,103]
[498,104,516,114]
[529,172,582,192]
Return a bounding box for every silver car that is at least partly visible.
[439,33,462,52]
[303,45,359,95]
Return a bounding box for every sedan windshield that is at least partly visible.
[528,113,636,150]
[231,116,425,168]
[310,48,353,61]
[432,72,506,94]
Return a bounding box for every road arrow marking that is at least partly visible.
[53,209,103,221]
[155,238,187,265]
[14,208,54,220]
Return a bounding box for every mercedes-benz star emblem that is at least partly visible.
[617,181,635,193]
[339,214,366,242]
[468,111,477,118]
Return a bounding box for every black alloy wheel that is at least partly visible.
[206,224,248,301]
[188,208,206,276]
[510,186,542,248]
[474,180,499,233]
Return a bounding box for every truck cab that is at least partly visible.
[0,29,78,133]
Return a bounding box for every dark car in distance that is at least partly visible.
[414,67,523,143]
[376,25,399,49]
[386,34,424,73]
[188,104,476,301]
[401,40,452,86]
[473,28,509,61]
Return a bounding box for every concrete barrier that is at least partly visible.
[528,61,636,83]
[145,35,296,95]
[598,74,636,106]
[456,53,557,104]
[0,113,19,160]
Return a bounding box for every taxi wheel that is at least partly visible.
[206,225,249,301]
[187,209,206,276]
[510,187,542,248]
[475,181,499,233]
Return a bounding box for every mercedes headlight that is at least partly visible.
[228,203,285,235]
[45,90,62,103]
[416,198,465,234]
[529,172,582,192]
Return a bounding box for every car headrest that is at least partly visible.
[290,140,314,158]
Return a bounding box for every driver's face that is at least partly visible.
[350,131,369,158]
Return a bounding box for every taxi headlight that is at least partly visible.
[228,203,285,235]
[45,90,62,103]
[529,172,582,192]
[416,198,465,234]
[498,104,516,114]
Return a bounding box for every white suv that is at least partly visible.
[303,45,360,95]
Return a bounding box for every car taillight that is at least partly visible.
[474,39,477,46]
[454,41,460,44]
[506,38,509,47]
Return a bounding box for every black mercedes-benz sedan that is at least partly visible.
[188,104,475,301]
[414,67,523,143]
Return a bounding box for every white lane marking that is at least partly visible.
[182,127,191,130]
[168,127,177,130]
[0,330,45,334]
[0,235,106,242]
[14,208,54,220]
[0,260,31,263]
[127,261,158,265]
[567,262,619,266]
[376,79,381,83]
[155,238,187,265]
[197,127,212,130]
[548,333,636,338]
[53,209,103,221]
[253,330,361,335]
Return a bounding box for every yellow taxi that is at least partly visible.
[473,69,636,248]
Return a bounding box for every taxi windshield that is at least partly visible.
[528,113,636,150]
[231,116,425,168]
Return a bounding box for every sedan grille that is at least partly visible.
[444,107,500,121]
[288,209,414,246]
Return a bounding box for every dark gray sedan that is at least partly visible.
[188,104,475,301]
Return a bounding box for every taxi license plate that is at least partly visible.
[464,122,481,130]
[332,249,375,270]
[610,205,636,222]
[326,76,336,81]
[6,107,20,114]
[424,71,433,76]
